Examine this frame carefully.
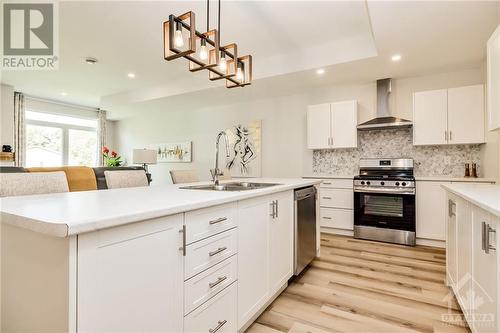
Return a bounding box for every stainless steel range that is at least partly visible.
[353,158,416,246]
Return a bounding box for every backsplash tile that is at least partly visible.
[312,128,481,177]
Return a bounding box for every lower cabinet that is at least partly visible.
[237,191,294,330]
[446,193,499,333]
[417,181,448,240]
[77,214,184,333]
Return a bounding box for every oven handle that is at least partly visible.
[354,188,415,195]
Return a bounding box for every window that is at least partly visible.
[26,111,98,167]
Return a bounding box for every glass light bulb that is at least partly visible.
[174,29,184,48]
[236,66,244,80]
[199,44,208,60]
[219,56,227,71]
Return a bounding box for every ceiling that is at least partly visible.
[1,1,499,119]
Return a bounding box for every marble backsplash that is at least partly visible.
[312,128,482,177]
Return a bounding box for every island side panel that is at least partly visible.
[1,223,72,333]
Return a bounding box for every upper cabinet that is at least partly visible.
[487,24,500,131]
[306,100,358,149]
[413,85,485,146]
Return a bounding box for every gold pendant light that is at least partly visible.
[163,0,252,88]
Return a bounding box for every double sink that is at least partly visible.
[180,182,281,192]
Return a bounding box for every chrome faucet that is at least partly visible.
[211,131,230,186]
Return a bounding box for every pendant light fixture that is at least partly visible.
[163,0,252,88]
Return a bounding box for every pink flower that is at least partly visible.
[102,147,109,154]
[111,151,118,158]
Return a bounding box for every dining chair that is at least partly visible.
[170,170,199,184]
[104,170,149,189]
[0,171,69,197]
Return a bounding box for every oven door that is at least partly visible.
[354,191,415,232]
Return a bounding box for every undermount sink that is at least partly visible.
[180,182,281,191]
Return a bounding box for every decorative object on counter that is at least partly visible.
[464,163,470,177]
[312,128,481,178]
[102,147,123,167]
[2,145,12,152]
[225,120,261,177]
[471,162,478,178]
[163,0,252,88]
[149,142,192,163]
[133,149,157,184]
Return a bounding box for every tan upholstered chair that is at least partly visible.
[104,170,149,189]
[27,166,97,192]
[0,171,69,197]
[169,170,199,184]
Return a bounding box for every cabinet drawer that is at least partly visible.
[185,203,237,244]
[185,229,238,280]
[184,282,237,333]
[320,208,353,230]
[319,188,353,209]
[320,179,353,189]
[184,255,237,315]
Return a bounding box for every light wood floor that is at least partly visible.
[247,233,470,333]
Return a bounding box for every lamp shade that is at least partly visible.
[133,149,157,164]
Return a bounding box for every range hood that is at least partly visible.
[357,78,412,130]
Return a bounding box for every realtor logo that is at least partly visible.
[2,1,59,70]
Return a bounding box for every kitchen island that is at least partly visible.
[442,183,500,333]
[1,178,320,333]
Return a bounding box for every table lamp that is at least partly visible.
[133,149,157,183]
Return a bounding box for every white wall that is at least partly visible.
[115,67,497,185]
[0,84,14,148]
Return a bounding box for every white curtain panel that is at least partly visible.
[97,109,107,166]
[13,92,25,167]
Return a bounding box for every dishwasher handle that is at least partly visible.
[295,186,317,201]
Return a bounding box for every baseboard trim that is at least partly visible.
[320,227,353,237]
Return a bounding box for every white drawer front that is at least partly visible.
[320,208,353,230]
[319,188,353,209]
[320,179,353,189]
[185,229,238,280]
[184,283,237,333]
[184,255,237,315]
[185,203,237,244]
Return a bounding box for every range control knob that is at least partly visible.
[395,182,400,186]
[360,181,365,185]
[380,181,385,186]
[366,181,371,185]
[402,182,407,186]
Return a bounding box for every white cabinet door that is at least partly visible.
[269,191,294,295]
[456,198,472,316]
[77,214,184,333]
[472,208,498,333]
[331,100,358,148]
[446,195,458,287]
[448,85,485,144]
[237,195,270,329]
[413,89,448,145]
[307,103,331,149]
[487,24,500,131]
[416,181,448,240]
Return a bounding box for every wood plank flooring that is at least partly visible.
[247,234,469,333]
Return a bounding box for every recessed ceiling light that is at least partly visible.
[127,73,136,78]
[316,69,325,75]
[60,92,68,96]
[85,57,98,65]
[391,54,402,62]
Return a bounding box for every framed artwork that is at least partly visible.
[149,141,192,163]
[225,120,261,177]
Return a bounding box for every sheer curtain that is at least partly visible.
[97,109,107,166]
[13,92,25,167]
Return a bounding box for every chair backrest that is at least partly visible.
[26,166,97,192]
[104,170,149,189]
[93,166,146,190]
[0,171,69,197]
[170,170,199,184]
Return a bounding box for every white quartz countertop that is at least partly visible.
[442,183,500,218]
[416,176,496,183]
[0,178,320,237]
[303,174,354,179]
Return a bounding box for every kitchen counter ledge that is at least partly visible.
[0,178,321,237]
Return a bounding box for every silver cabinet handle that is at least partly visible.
[322,216,332,220]
[209,276,227,288]
[270,201,275,218]
[323,182,332,185]
[485,223,496,254]
[449,131,452,142]
[448,200,456,217]
[275,200,279,218]
[322,196,332,199]
[482,222,487,251]
[209,320,227,333]
[179,225,186,256]
[209,217,227,225]
[209,247,227,257]
[445,131,448,142]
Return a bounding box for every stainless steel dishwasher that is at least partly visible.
[294,186,317,275]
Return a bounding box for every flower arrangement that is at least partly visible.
[102,147,122,167]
